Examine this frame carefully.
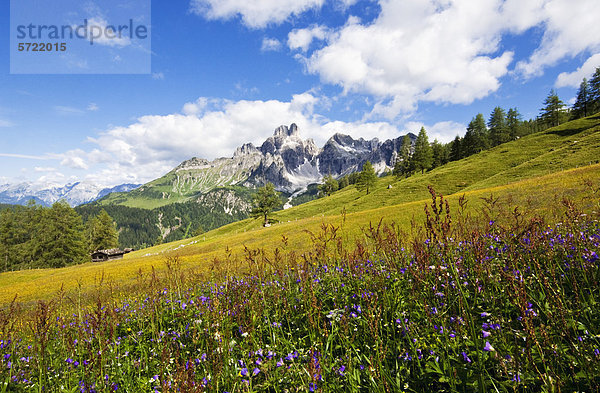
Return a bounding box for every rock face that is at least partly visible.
[95,123,416,208]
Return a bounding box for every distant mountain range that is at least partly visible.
[1,124,414,209]
[97,123,415,209]
[0,182,140,207]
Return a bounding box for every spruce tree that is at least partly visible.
[410,127,433,174]
[539,89,566,128]
[449,135,462,161]
[506,108,522,140]
[431,139,447,169]
[463,114,488,156]
[571,78,592,120]
[488,107,509,146]
[589,67,600,114]
[355,161,377,195]
[251,183,281,227]
[86,209,119,252]
[37,201,88,268]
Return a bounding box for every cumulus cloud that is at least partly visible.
[47,94,457,186]
[87,103,99,111]
[555,53,600,88]
[288,25,330,52]
[261,37,282,52]
[515,0,600,78]
[302,0,523,119]
[190,0,326,28]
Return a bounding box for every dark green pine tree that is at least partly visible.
[86,209,119,252]
[588,67,600,114]
[430,139,447,169]
[251,183,282,227]
[449,135,462,161]
[36,201,88,268]
[571,78,592,120]
[488,106,509,146]
[506,108,523,140]
[539,89,566,128]
[410,127,433,174]
[393,134,413,177]
[355,161,378,195]
[463,114,489,156]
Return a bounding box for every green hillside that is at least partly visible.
[1,114,599,305]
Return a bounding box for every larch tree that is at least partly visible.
[251,183,282,227]
[355,161,378,195]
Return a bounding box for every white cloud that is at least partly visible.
[152,72,165,80]
[48,94,416,187]
[87,103,99,111]
[303,0,520,119]
[555,53,600,88]
[34,167,57,173]
[288,25,330,52]
[261,37,282,52]
[190,0,325,28]
[515,0,600,78]
[54,106,85,115]
[404,121,466,143]
[60,149,89,170]
[82,17,132,47]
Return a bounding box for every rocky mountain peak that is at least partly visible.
[273,123,299,138]
[233,143,258,157]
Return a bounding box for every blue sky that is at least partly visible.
[1,0,599,188]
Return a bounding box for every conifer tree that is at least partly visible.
[463,114,488,156]
[410,127,433,174]
[355,161,377,195]
[449,135,462,161]
[37,201,88,268]
[318,175,339,197]
[506,108,522,140]
[251,183,281,226]
[488,107,509,146]
[539,89,566,128]
[571,78,591,119]
[588,67,600,114]
[431,139,447,169]
[86,209,119,252]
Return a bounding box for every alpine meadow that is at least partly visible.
[2,1,600,392]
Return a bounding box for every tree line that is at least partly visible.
[0,201,118,272]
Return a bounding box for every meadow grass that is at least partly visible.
[0,186,598,392]
[0,163,599,306]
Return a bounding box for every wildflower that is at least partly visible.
[483,341,495,352]
[461,352,471,363]
[239,368,248,377]
[309,382,317,392]
[252,367,260,376]
[480,312,490,318]
[276,358,284,367]
[338,365,345,376]
[482,330,491,338]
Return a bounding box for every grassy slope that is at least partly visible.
[1,115,599,305]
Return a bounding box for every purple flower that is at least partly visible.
[461,352,471,363]
[309,382,317,392]
[482,330,491,338]
[239,368,248,377]
[481,312,490,318]
[252,367,260,376]
[338,365,345,376]
[483,341,495,352]
[276,358,284,368]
